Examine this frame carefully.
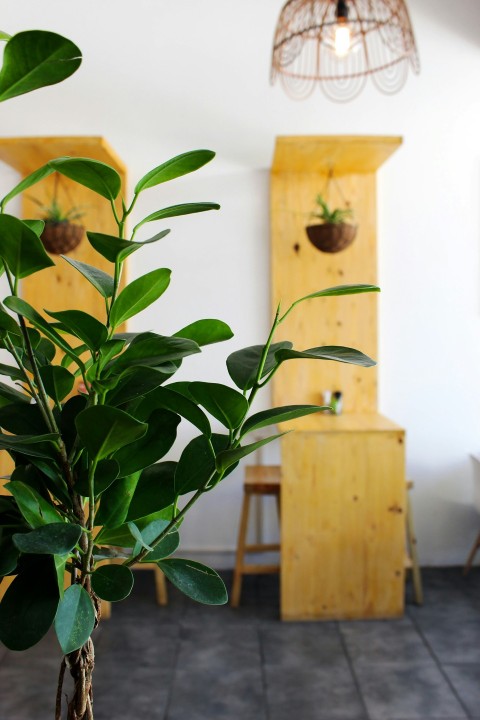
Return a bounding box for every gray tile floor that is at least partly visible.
[0,567,479,720]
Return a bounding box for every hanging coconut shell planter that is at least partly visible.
[306,170,357,253]
[30,174,85,255]
[40,220,84,255]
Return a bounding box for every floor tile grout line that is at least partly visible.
[257,626,271,720]
[337,621,372,720]
[162,608,187,720]
[407,612,472,719]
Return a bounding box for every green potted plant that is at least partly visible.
[0,28,379,720]
[306,193,357,253]
[29,190,85,254]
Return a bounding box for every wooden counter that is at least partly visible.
[280,413,405,620]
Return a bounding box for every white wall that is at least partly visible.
[1,0,480,565]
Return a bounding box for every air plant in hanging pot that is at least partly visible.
[306,193,357,253]
[30,191,86,255]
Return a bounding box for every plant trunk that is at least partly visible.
[56,637,95,720]
[56,589,101,720]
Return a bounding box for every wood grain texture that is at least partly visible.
[271,135,402,175]
[0,136,127,478]
[281,425,406,620]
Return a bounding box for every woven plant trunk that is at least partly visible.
[306,223,357,253]
[41,221,84,255]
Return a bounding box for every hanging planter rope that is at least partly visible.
[305,168,357,253]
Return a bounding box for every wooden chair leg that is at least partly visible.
[463,531,480,576]
[406,487,423,605]
[231,492,251,608]
[153,565,168,606]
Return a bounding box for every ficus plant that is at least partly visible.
[0,29,379,720]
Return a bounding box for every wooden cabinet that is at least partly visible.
[271,136,405,620]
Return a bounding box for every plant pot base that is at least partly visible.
[306,223,357,253]
[41,222,84,255]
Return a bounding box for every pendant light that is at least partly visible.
[271,0,420,102]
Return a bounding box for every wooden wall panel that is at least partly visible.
[271,170,378,413]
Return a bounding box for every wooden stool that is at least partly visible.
[405,480,423,605]
[231,465,281,607]
[101,562,168,619]
[463,531,480,575]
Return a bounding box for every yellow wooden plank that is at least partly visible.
[272,135,402,175]
[271,169,378,413]
[281,428,406,620]
[0,136,127,478]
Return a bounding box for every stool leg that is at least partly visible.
[406,490,423,605]
[463,531,480,576]
[153,566,168,606]
[231,492,251,608]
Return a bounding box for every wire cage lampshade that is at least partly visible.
[271,0,420,102]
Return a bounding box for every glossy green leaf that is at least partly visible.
[0,536,19,576]
[96,508,172,547]
[215,433,287,474]
[62,256,114,298]
[5,481,62,527]
[46,309,108,351]
[174,319,233,347]
[109,268,171,329]
[87,229,170,264]
[158,558,227,605]
[189,382,248,430]
[54,554,67,600]
[141,526,179,562]
[55,584,95,654]
[293,283,380,304]
[0,306,20,334]
[0,402,49,435]
[60,395,87,454]
[137,386,211,437]
[114,409,180,477]
[134,202,220,232]
[38,365,75,403]
[0,30,81,102]
[50,157,121,201]
[227,341,293,391]
[107,335,200,374]
[0,31,12,41]
[175,434,232,496]
[135,150,215,194]
[105,366,173,406]
[23,219,45,236]
[0,556,59,650]
[0,163,54,211]
[12,522,82,555]
[34,337,56,366]
[91,565,134,602]
[126,462,177,522]
[0,381,30,407]
[275,345,376,367]
[95,473,140,528]
[128,521,154,551]
[0,431,59,458]
[0,362,25,381]
[75,406,147,461]
[74,459,119,497]
[4,296,82,367]
[241,405,328,436]
[0,214,54,278]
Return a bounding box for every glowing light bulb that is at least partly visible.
[334,21,351,57]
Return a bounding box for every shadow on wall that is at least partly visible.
[419,0,480,48]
